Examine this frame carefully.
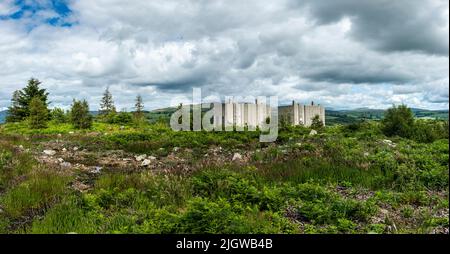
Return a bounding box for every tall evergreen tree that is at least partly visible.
[70,99,93,129]
[134,95,144,119]
[5,91,22,123]
[28,97,48,129]
[7,78,49,122]
[99,87,116,115]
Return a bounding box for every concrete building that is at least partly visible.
[212,100,325,129]
[214,100,272,130]
[280,101,325,127]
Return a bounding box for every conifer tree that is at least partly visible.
[7,78,49,122]
[99,87,116,116]
[28,97,48,129]
[134,95,144,120]
[70,99,93,129]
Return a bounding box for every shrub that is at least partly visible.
[311,115,324,129]
[50,107,67,124]
[381,104,415,138]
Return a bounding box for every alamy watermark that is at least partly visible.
[169,88,278,142]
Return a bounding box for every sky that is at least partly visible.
[0,0,448,111]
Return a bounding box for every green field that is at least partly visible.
[0,118,448,234]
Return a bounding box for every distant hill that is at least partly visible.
[0,110,7,124]
[1,107,448,125]
[148,106,448,126]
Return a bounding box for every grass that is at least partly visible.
[0,119,448,234]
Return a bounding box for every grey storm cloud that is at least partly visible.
[0,0,448,111]
[292,0,449,55]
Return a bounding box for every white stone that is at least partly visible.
[382,139,396,147]
[141,159,152,167]
[57,158,64,163]
[68,131,74,134]
[232,153,243,161]
[43,150,56,156]
[60,162,72,168]
[73,147,79,151]
[309,130,318,136]
[135,154,147,161]
[62,148,67,152]
[148,156,157,160]
[91,166,102,174]
[173,147,180,152]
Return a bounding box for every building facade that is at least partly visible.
[213,100,325,129]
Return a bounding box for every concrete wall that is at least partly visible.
[283,101,325,127]
[213,101,324,129]
[217,102,272,129]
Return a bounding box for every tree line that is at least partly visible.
[6,78,146,129]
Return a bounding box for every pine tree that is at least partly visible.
[28,97,48,129]
[134,95,144,120]
[5,91,22,123]
[99,87,116,115]
[7,78,49,122]
[70,99,93,129]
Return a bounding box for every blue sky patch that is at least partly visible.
[0,0,75,27]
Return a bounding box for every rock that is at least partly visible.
[364,152,370,157]
[141,159,152,167]
[309,130,318,136]
[18,145,24,149]
[72,181,90,192]
[57,134,62,137]
[173,147,180,152]
[57,158,64,163]
[68,131,74,134]
[382,139,396,147]
[43,150,57,156]
[232,153,243,161]
[120,126,125,130]
[62,148,67,152]
[91,166,102,174]
[60,162,72,168]
[135,154,147,161]
[148,156,157,160]
[73,147,79,151]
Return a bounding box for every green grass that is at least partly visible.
[0,119,448,234]
[1,168,71,220]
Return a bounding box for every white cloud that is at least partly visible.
[0,0,448,111]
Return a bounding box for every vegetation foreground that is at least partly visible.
[0,119,448,234]
[0,79,448,234]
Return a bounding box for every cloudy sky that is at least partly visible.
[0,0,448,111]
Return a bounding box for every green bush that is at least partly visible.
[381,104,414,138]
[50,107,67,124]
